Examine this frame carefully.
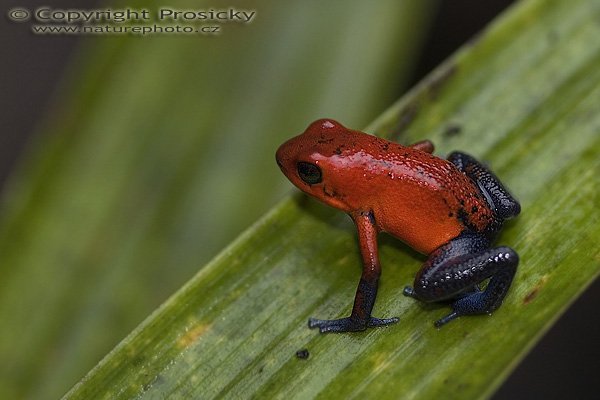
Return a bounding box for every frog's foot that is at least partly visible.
[434,289,494,328]
[308,315,399,334]
[405,289,473,328]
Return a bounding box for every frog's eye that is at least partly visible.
[297,162,322,184]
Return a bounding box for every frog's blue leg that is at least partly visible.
[403,232,518,327]
[448,151,521,220]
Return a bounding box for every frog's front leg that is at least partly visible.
[308,211,399,333]
[409,139,434,153]
[403,232,518,328]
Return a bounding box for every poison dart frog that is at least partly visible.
[276,119,520,333]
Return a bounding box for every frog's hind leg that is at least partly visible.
[447,151,520,220]
[403,232,519,327]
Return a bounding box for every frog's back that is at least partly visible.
[275,119,494,254]
[323,133,495,253]
[376,146,493,253]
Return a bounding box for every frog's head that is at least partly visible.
[276,118,354,211]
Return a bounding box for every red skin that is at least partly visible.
[276,119,494,254]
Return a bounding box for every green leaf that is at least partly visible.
[0,1,435,399]
[61,0,600,398]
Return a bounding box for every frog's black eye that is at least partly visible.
[297,162,322,184]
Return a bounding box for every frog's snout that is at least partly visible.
[275,145,286,172]
[276,157,285,172]
[276,137,299,175]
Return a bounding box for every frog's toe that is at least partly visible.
[434,311,460,328]
[403,286,417,298]
[367,316,399,327]
[308,315,398,333]
[308,317,365,333]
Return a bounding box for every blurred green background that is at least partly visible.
[0,1,434,398]
[1,0,597,399]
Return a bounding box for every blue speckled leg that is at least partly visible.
[402,152,520,327]
[448,151,521,219]
[403,232,519,327]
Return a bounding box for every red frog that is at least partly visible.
[276,119,520,333]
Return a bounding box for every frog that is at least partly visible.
[275,119,521,333]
